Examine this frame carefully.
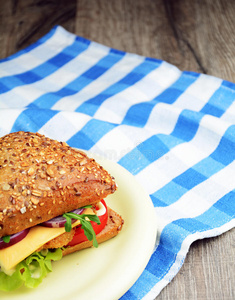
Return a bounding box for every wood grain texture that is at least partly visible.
[0,0,234,299]
[75,0,235,82]
[0,0,76,58]
[157,231,235,300]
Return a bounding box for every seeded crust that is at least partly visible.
[62,207,124,256]
[0,131,117,238]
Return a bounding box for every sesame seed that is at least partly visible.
[31,197,39,205]
[28,167,35,176]
[59,169,66,175]
[1,183,10,191]
[47,160,54,165]
[20,207,26,214]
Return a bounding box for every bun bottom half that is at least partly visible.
[62,207,124,256]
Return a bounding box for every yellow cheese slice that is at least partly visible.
[0,208,93,273]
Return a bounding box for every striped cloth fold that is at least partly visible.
[0,26,235,299]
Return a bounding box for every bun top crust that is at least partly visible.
[0,131,117,237]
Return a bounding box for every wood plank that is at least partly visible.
[0,0,77,59]
[157,229,235,300]
[75,0,235,82]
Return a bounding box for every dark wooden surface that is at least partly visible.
[0,0,235,299]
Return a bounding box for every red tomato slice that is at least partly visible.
[67,199,108,247]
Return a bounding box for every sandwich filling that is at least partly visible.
[0,200,107,291]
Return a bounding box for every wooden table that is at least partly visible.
[0,0,234,299]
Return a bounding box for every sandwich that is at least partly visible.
[0,131,124,291]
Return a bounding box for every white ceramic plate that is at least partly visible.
[1,154,157,300]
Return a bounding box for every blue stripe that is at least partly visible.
[210,125,235,165]
[0,36,90,94]
[221,79,235,91]
[122,100,157,127]
[213,190,235,217]
[122,72,199,127]
[173,168,207,189]
[0,26,57,63]
[118,135,170,175]
[183,70,200,78]
[151,125,235,207]
[171,109,202,141]
[200,82,235,117]
[144,190,235,289]
[28,49,125,109]
[67,119,117,150]
[146,57,162,64]
[151,168,209,207]
[121,269,157,300]
[119,109,203,174]
[75,58,162,116]
[151,183,187,207]
[120,290,135,300]
[11,108,58,133]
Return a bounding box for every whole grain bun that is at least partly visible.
[0,131,117,237]
[62,207,124,256]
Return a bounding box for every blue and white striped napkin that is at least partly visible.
[0,26,235,299]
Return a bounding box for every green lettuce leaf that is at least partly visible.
[0,248,63,292]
